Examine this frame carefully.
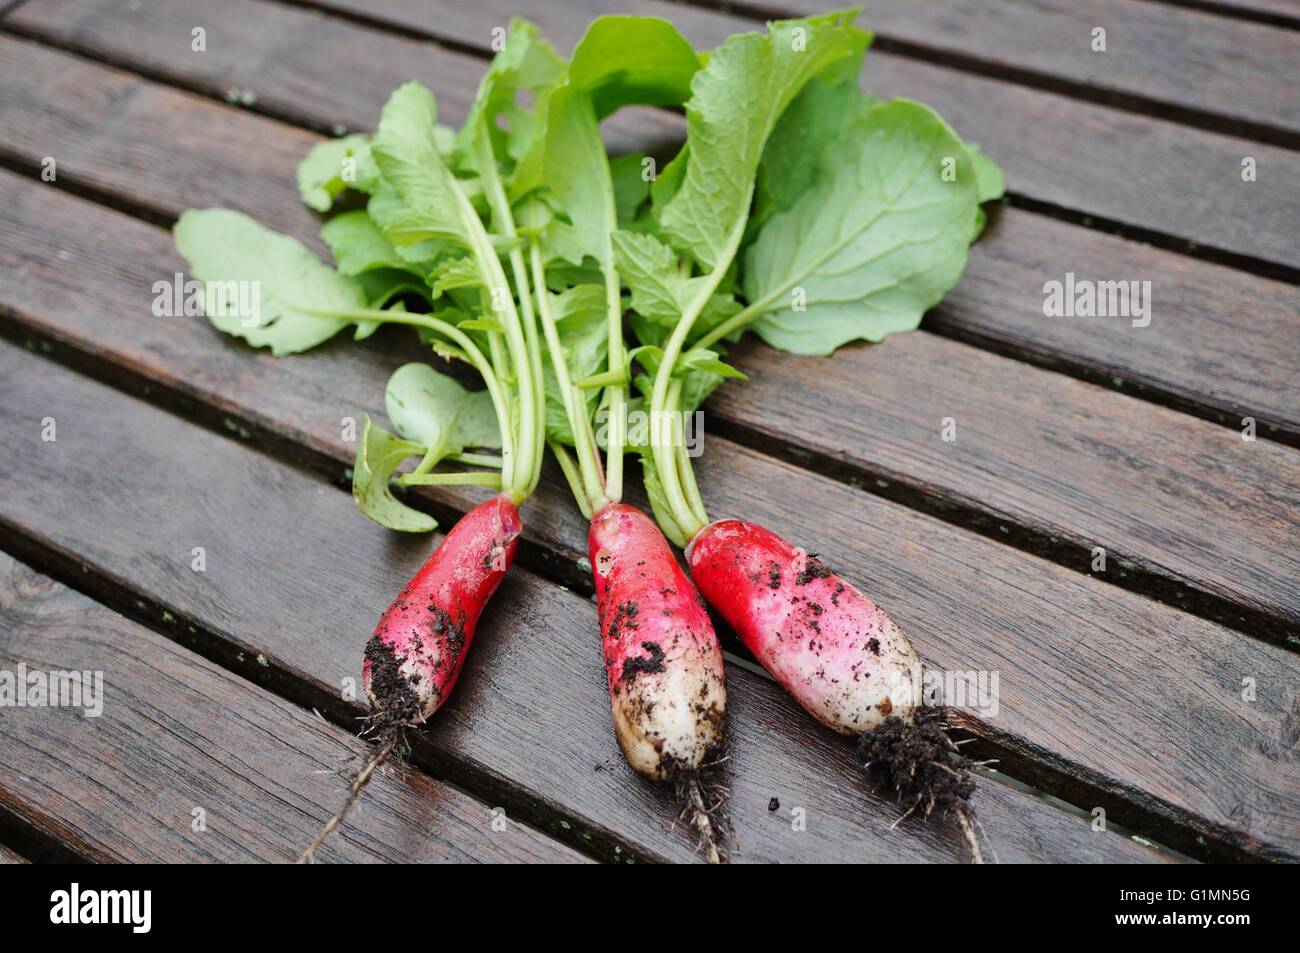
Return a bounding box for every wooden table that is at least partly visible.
[0,0,1296,864]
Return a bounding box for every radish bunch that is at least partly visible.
[176,7,1003,863]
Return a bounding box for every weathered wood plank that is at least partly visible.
[4,176,1291,862]
[3,18,1297,447]
[764,0,1300,143]
[933,210,1300,446]
[301,0,1300,271]
[0,554,588,863]
[1,0,679,151]
[0,339,1170,863]
[0,842,26,863]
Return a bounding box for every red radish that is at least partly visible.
[299,494,521,862]
[363,493,522,722]
[687,518,983,862]
[590,503,728,862]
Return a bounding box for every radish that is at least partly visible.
[519,16,732,861]
[363,493,522,724]
[686,519,983,861]
[298,492,522,862]
[590,503,728,862]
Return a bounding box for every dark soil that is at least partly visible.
[858,707,979,856]
[364,636,421,734]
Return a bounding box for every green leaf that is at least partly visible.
[566,16,700,117]
[612,230,740,328]
[174,208,365,356]
[428,256,483,298]
[657,10,870,270]
[675,347,747,380]
[966,142,1006,205]
[610,152,651,225]
[385,362,502,461]
[742,99,979,355]
[752,69,869,234]
[456,18,566,182]
[297,134,378,212]
[371,82,471,246]
[320,210,434,277]
[352,415,437,533]
[540,285,608,444]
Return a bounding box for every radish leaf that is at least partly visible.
[384,363,501,460]
[297,134,378,212]
[656,10,870,269]
[174,208,365,355]
[742,99,978,355]
[352,415,437,533]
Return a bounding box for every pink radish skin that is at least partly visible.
[687,518,919,737]
[363,493,522,724]
[590,504,727,781]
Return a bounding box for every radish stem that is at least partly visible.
[647,197,751,537]
[399,471,503,488]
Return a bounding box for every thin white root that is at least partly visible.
[956,810,984,865]
[297,737,397,864]
[687,776,722,865]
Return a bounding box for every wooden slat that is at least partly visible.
[1199,0,1300,25]
[0,0,681,158]
[1,38,1295,635]
[6,1,1300,274]
[0,554,586,863]
[0,843,26,863]
[933,211,1300,446]
[6,176,1293,863]
[4,11,1298,447]
[0,340,1168,863]
[767,0,1300,143]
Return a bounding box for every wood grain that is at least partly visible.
[4,176,1295,861]
[760,0,1300,143]
[0,340,1170,863]
[1,0,681,153]
[0,555,587,863]
[0,842,27,863]
[2,15,1297,446]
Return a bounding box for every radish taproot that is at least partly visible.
[524,17,733,861]
[685,519,983,862]
[363,493,522,724]
[590,503,728,861]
